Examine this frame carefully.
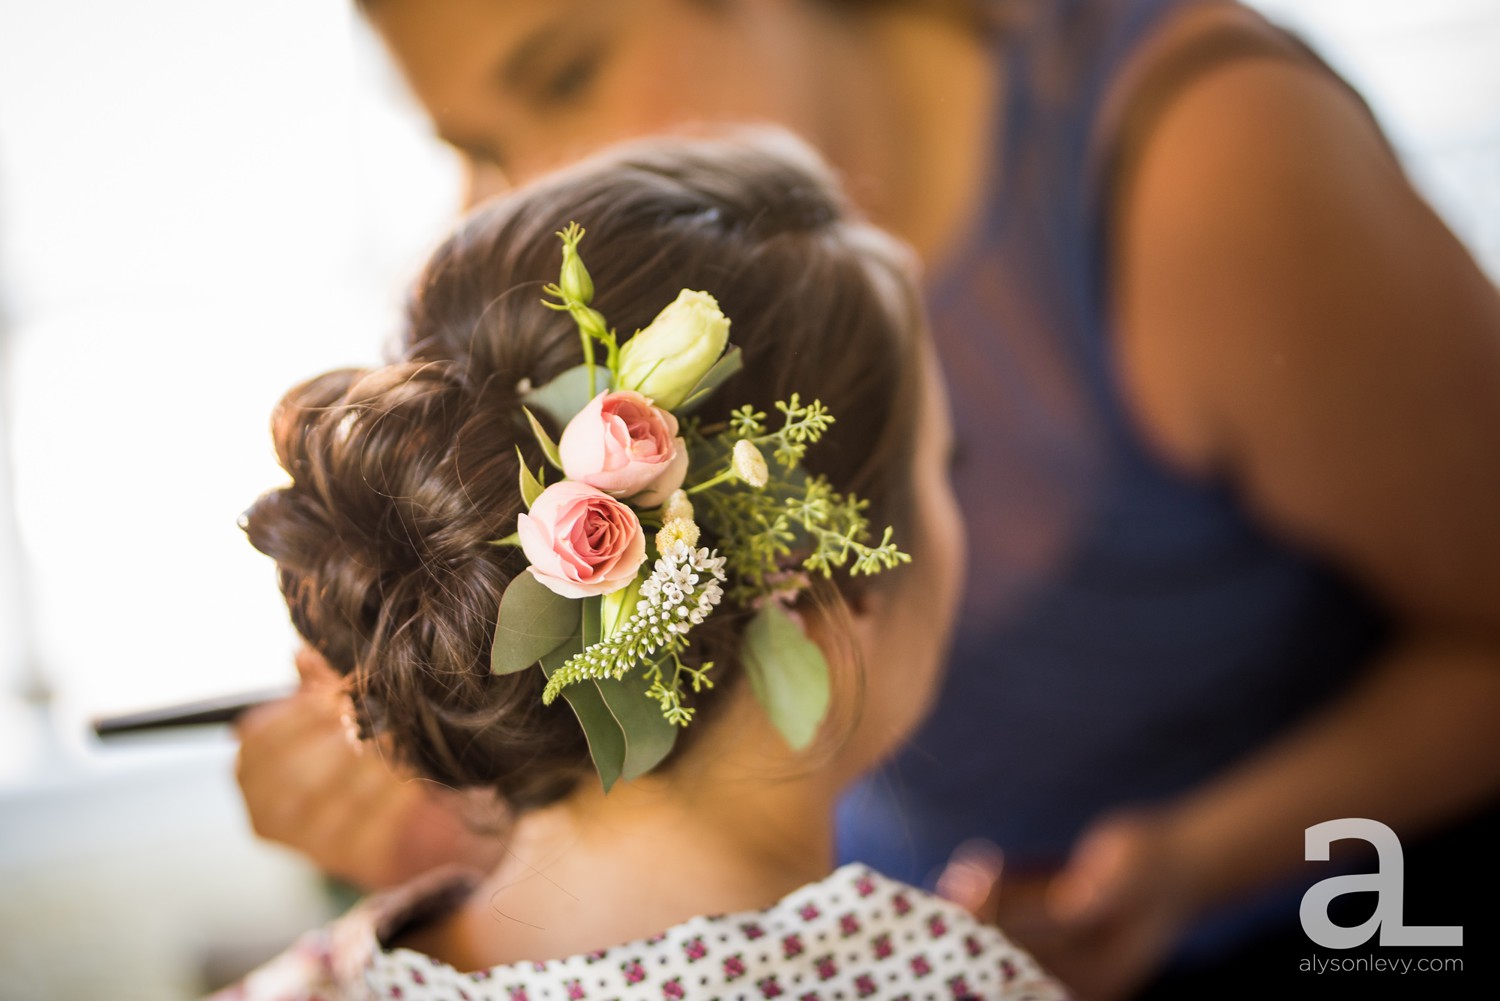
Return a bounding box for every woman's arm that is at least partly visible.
[1111,27,1500,951]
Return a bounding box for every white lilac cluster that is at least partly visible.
[640,542,728,632]
[540,542,727,704]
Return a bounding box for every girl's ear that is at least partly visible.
[795,582,873,642]
[801,582,884,672]
[848,578,901,622]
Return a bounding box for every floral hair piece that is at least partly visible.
[490,224,909,790]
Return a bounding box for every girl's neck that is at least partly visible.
[402,697,844,971]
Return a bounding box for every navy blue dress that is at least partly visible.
[836,0,1417,978]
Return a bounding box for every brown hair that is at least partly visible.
[242,131,924,810]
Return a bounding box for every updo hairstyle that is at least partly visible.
[242,131,924,810]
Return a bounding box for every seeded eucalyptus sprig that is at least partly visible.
[728,394,835,468]
[691,397,909,604]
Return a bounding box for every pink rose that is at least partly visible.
[516,481,647,598]
[558,390,689,507]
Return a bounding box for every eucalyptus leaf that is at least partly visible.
[516,447,545,508]
[540,645,625,793]
[490,571,580,675]
[521,407,564,470]
[597,672,679,782]
[536,594,672,790]
[523,363,610,427]
[741,601,831,750]
[676,345,744,414]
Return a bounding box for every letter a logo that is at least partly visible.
[1301,818,1462,948]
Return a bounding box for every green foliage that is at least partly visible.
[516,446,546,508]
[726,394,833,468]
[541,225,619,395]
[766,394,835,468]
[692,395,909,604]
[742,600,831,750]
[643,649,716,727]
[539,588,680,791]
[728,405,766,437]
[677,346,745,414]
[521,407,563,469]
[540,645,625,791]
[491,572,580,675]
[523,363,612,428]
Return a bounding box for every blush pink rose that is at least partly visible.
[516,481,647,598]
[558,390,689,508]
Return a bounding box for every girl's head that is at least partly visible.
[243,131,962,811]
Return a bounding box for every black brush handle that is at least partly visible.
[91,685,297,737]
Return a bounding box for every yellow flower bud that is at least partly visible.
[732,439,769,488]
[617,289,729,411]
[656,517,701,554]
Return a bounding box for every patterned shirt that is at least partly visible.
[209,863,1069,1001]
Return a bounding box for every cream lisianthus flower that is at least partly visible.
[617,289,729,410]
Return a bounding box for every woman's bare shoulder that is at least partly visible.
[1108,4,1500,626]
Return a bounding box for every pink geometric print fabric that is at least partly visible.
[210,864,1069,1001]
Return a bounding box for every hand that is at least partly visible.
[937,813,1195,1001]
[234,647,505,891]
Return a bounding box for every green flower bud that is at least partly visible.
[617,290,730,411]
[600,573,643,639]
[572,304,609,343]
[559,236,594,305]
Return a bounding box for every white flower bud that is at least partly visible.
[661,489,694,525]
[732,439,769,488]
[617,289,729,411]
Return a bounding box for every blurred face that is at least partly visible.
[368,0,836,204]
